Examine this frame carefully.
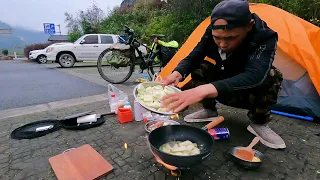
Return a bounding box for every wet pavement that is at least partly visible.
[0,60,106,110]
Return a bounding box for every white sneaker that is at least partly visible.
[184,109,218,123]
[248,124,286,149]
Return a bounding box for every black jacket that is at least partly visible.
[174,13,278,97]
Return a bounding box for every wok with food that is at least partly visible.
[148,124,214,167]
[148,117,224,167]
[133,82,181,115]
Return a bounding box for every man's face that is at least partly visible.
[212,19,253,53]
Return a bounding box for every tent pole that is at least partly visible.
[270,110,314,121]
[215,100,315,122]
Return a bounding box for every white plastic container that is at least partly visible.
[134,99,148,121]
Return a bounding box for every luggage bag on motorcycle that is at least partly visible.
[157,40,179,66]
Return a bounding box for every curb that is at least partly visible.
[0,94,108,120]
[0,93,135,120]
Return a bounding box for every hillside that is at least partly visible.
[0,21,49,50]
[120,0,137,8]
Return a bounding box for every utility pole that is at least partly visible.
[56,24,62,35]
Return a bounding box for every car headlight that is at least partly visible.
[46,47,54,53]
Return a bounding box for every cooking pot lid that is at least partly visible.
[11,120,62,139]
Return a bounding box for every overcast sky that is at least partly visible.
[0,0,123,34]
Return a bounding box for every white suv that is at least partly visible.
[46,34,146,68]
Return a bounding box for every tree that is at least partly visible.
[64,12,80,33]
[64,4,105,34]
[68,31,82,42]
[2,49,8,56]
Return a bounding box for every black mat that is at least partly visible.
[11,112,112,139]
[11,120,62,139]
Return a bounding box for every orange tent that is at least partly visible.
[159,3,320,118]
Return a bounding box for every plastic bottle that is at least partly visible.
[110,94,119,113]
[123,101,132,109]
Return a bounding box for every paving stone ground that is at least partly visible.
[1,100,320,180]
[1,62,320,179]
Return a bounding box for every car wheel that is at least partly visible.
[37,55,47,64]
[58,53,75,68]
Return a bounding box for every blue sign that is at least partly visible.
[43,23,55,34]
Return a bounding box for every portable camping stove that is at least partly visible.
[152,152,194,180]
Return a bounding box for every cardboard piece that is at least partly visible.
[49,144,113,180]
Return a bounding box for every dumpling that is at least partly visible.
[142,94,153,102]
[164,86,175,94]
[162,147,171,154]
[171,145,188,152]
[153,90,162,99]
[191,148,200,155]
[151,101,161,109]
[153,85,163,90]
[145,86,153,92]
[164,144,173,150]
[185,144,195,151]
[137,85,146,94]
[179,140,193,146]
[159,140,201,156]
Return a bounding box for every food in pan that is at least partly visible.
[252,156,261,162]
[235,154,261,162]
[159,140,201,156]
[137,84,176,112]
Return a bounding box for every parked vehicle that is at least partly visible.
[29,42,72,64]
[45,34,147,68]
[29,49,47,64]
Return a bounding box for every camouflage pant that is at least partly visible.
[183,62,283,124]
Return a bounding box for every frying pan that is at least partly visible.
[148,116,224,167]
[229,147,264,169]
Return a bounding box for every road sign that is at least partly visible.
[43,23,55,34]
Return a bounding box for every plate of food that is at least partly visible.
[133,82,182,115]
[145,120,180,133]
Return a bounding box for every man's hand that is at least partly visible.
[161,71,183,87]
[161,84,218,113]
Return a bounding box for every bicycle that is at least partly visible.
[97,25,178,84]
